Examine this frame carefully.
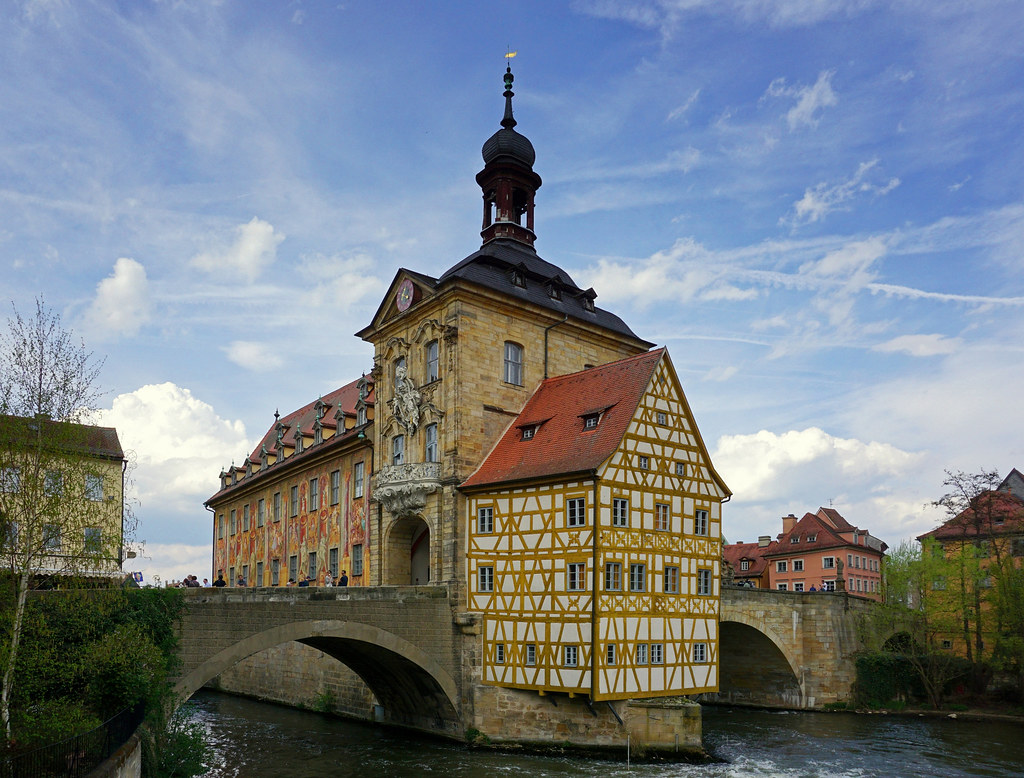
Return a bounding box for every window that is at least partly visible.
[229,567,234,584]
[425,423,438,463]
[567,497,586,527]
[510,268,525,287]
[354,462,364,498]
[241,564,249,585]
[794,582,805,592]
[855,556,862,569]
[392,435,405,465]
[1013,539,1024,557]
[330,470,340,505]
[271,558,280,585]
[568,562,586,591]
[664,566,679,593]
[697,568,712,595]
[932,577,948,592]
[583,413,599,430]
[495,644,505,664]
[656,411,667,425]
[607,644,616,665]
[526,644,536,666]
[636,643,648,664]
[777,583,788,591]
[638,455,649,470]
[822,580,835,591]
[85,473,103,501]
[0,467,20,493]
[941,639,952,650]
[309,478,319,511]
[218,515,224,540]
[504,342,523,386]
[822,556,835,569]
[776,561,787,572]
[426,340,439,382]
[740,560,750,571]
[479,566,494,592]
[352,544,364,576]
[808,533,817,542]
[256,561,264,585]
[43,524,60,551]
[83,527,101,554]
[651,643,664,664]
[793,559,804,572]
[847,553,853,567]
[274,492,282,522]
[655,503,670,531]
[791,536,800,544]
[329,547,339,578]
[521,426,535,440]
[243,504,250,531]
[289,555,298,582]
[694,509,708,536]
[478,506,494,534]
[612,498,629,527]
[230,510,236,535]
[357,405,367,426]
[44,470,63,496]
[675,461,686,477]
[629,563,646,592]
[605,562,622,591]
[394,356,406,383]
[693,643,707,663]
[564,645,578,667]
[308,551,317,580]
[290,486,298,517]
[257,498,265,527]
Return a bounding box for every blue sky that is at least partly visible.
[3,1,1022,584]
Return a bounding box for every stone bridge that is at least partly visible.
[712,585,877,709]
[173,585,465,735]
[172,583,879,738]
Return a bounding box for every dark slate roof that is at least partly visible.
[439,238,650,345]
[460,349,663,489]
[0,414,123,460]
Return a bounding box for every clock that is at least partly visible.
[396,279,415,312]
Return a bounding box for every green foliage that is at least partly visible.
[142,703,211,778]
[85,623,164,718]
[9,699,101,748]
[313,687,336,713]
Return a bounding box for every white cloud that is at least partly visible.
[190,217,284,282]
[764,70,839,130]
[297,252,385,308]
[83,257,152,338]
[96,382,250,526]
[667,88,701,121]
[785,159,900,227]
[704,365,738,381]
[873,333,962,357]
[224,340,286,372]
[129,542,213,588]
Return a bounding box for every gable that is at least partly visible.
[357,269,439,338]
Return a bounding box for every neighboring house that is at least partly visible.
[722,539,771,588]
[724,508,887,599]
[460,349,730,700]
[0,414,125,580]
[205,377,374,587]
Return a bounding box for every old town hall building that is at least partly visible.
[207,67,729,713]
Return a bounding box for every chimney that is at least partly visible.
[782,513,797,534]
[758,535,772,547]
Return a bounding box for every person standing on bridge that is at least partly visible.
[213,572,227,587]
[339,570,348,587]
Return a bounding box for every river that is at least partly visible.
[186,690,1024,777]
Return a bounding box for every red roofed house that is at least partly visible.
[206,375,374,587]
[722,539,771,588]
[724,508,887,600]
[460,349,730,700]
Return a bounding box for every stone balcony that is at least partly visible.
[373,461,442,518]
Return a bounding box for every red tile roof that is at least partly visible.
[918,489,1024,541]
[460,349,664,489]
[722,542,770,577]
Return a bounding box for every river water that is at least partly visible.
[186,690,1024,777]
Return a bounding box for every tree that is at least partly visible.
[0,298,122,740]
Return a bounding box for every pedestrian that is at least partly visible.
[212,573,227,587]
[298,576,310,587]
[324,572,334,587]
[236,575,246,587]
[339,569,348,587]
[202,578,210,587]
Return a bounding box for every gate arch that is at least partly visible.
[174,619,460,734]
[716,615,804,707]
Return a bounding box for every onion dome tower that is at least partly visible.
[477,66,543,247]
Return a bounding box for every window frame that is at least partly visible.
[425,422,438,463]
[330,470,340,505]
[478,565,495,592]
[612,497,629,528]
[352,543,364,576]
[503,341,524,386]
[354,461,365,498]
[478,506,494,534]
[655,502,670,531]
[425,339,439,383]
[697,568,712,595]
[567,562,586,591]
[605,562,622,591]
[392,434,405,466]
[664,565,680,594]
[567,497,586,528]
[694,509,709,536]
[629,562,646,592]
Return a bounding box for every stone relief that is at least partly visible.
[391,364,422,435]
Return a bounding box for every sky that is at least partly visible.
[3,0,1023,586]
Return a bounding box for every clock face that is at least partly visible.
[396,279,415,312]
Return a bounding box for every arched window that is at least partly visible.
[503,341,523,386]
[425,340,439,382]
[392,434,405,466]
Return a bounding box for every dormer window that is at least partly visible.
[547,282,561,300]
[357,404,367,426]
[808,533,817,542]
[510,268,525,288]
[521,426,535,440]
[583,413,599,430]
[582,297,594,312]
[313,422,323,446]
[791,535,800,543]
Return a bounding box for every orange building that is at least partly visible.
[207,376,374,587]
[724,508,887,599]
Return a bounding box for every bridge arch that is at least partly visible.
[716,613,804,708]
[174,619,460,733]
